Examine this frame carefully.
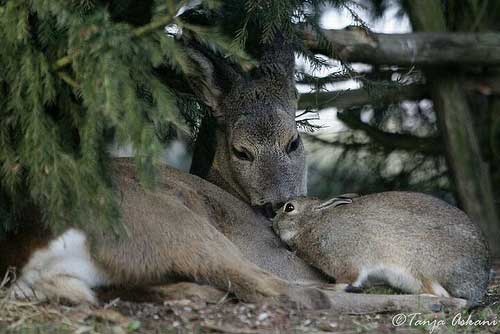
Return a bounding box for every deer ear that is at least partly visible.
[187,47,242,119]
[314,194,359,211]
[253,33,297,114]
[258,33,295,80]
[187,49,223,114]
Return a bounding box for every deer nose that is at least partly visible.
[261,203,276,219]
[273,202,286,211]
[258,202,287,219]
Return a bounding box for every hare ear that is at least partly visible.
[314,194,359,211]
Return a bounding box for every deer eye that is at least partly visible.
[287,136,300,154]
[232,146,253,161]
[284,202,295,213]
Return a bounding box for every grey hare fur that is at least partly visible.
[272,191,490,305]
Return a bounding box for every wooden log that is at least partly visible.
[140,282,468,314]
[298,84,428,110]
[303,27,500,66]
[322,291,467,314]
[298,77,500,111]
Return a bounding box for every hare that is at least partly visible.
[272,191,490,305]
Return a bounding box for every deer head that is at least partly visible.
[188,37,307,213]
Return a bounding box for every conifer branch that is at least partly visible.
[133,15,174,38]
[337,111,444,155]
[53,14,175,72]
[54,55,73,71]
[57,72,80,90]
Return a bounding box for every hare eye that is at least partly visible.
[284,203,295,213]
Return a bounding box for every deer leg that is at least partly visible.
[10,229,107,304]
[170,234,331,309]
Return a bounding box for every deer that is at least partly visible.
[1,36,328,309]
[1,34,468,312]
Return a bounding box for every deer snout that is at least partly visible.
[253,199,293,219]
[260,203,276,219]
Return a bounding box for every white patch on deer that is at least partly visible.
[11,228,109,303]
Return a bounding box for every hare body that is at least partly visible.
[272,192,490,305]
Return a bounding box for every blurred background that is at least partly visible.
[154,0,496,206]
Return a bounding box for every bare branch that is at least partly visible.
[298,84,428,110]
[302,133,372,151]
[337,112,444,155]
[303,28,500,66]
[298,75,500,111]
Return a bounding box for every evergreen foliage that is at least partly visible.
[0,0,347,236]
[0,0,176,235]
[0,0,241,236]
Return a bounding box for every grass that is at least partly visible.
[0,271,141,334]
[1,273,498,334]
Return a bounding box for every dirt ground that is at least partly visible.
[1,279,498,334]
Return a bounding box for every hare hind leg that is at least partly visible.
[421,279,451,297]
[366,265,451,297]
[356,265,426,294]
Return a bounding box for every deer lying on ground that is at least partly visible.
[2,37,327,308]
[6,158,329,308]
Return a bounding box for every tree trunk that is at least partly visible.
[407,0,500,256]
